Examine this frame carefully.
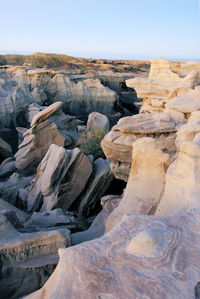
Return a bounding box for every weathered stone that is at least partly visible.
[72,195,121,245]
[87,111,110,133]
[126,57,199,113]
[0,137,12,164]
[105,138,169,231]
[101,111,182,181]
[15,102,79,174]
[0,213,71,298]
[156,135,200,215]
[0,173,34,209]
[24,209,200,299]
[0,157,16,179]
[24,209,75,229]
[27,144,92,212]
[76,158,113,217]
[166,86,200,114]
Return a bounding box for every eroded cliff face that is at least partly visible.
[0,65,140,129]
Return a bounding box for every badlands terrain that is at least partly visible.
[0,54,200,298]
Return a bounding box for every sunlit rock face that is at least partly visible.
[105,138,170,232]
[156,133,200,215]
[101,110,184,181]
[126,57,199,114]
[24,210,200,299]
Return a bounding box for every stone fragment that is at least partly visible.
[87,111,110,133]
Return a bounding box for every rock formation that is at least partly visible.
[0,66,136,129]
[27,144,92,212]
[126,57,199,113]
[87,111,110,133]
[0,137,12,163]
[101,110,184,181]
[156,133,200,215]
[25,210,200,299]
[105,138,169,231]
[0,213,71,298]
[15,102,80,174]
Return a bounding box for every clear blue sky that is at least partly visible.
[0,0,200,60]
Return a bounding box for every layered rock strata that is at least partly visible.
[0,213,71,298]
[101,111,184,181]
[126,57,199,113]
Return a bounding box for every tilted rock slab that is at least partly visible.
[126,57,199,114]
[101,111,184,181]
[27,144,92,212]
[105,138,169,232]
[25,209,200,299]
[15,102,79,174]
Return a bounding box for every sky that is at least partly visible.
[0,0,200,60]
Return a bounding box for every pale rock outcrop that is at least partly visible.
[156,134,200,215]
[0,213,71,298]
[175,111,200,149]
[15,102,80,174]
[25,209,200,299]
[101,111,184,181]
[0,137,12,163]
[105,138,169,231]
[27,144,92,212]
[166,86,200,115]
[126,57,199,113]
[87,111,110,133]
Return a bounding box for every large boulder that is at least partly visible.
[27,144,92,212]
[15,102,79,174]
[87,111,110,133]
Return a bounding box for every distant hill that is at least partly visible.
[0,52,76,67]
